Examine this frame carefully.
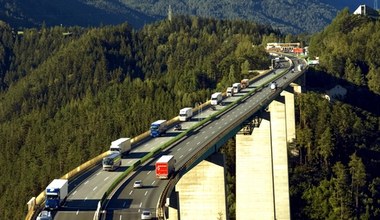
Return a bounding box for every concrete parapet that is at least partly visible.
[176,153,227,220]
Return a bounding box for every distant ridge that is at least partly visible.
[0,0,374,33]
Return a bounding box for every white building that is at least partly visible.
[353,5,379,18]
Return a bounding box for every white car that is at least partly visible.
[37,211,52,220]
[133,180,143,188]
[141,210,152,219]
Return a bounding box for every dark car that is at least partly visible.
[174,124,182,131]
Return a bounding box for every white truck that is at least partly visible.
[110,138,131,154]
[226,87,234,97]
[179,107,193,121]
[232,83,241,93]
[211,92,222,105]
[45,179,68,210]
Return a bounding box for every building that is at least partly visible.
[266,42,301,53]
[353,5,379,18]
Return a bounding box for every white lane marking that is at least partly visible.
[188,148,193,151]
[186,142,190,145]
[84,197,88,200]
[93,186,98,191]
[194,136,198,139]
[119,215,122,220]
[180,155,184,158]
[197,142,201,145]
[177,148,182,151]
[127,160,132,164]
[129,190,133,195]
[140,202,142,207]
[104,177,109,181]
[96,172,100,176]
[84,180,89,185]
[72,190,77,195]
[152,181,156,185]
[147,171,151,175]
[76,210,79,215]
[145,191,148,196]
[205,136,208,139]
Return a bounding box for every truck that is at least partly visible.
[150,120,167,137]
[240,79,249,89]
[297,64,304,72]
[102,152,122,171]
[179,107,193,121]
[110,138,131,154]
[270,82,277,90]
[45,179,68,210]
[210,92,222,105]
[226,87,234,97]
[232,83,241,93]
[155,155,176,179]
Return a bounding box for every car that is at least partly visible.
[133,180,143,188]
[141,210,152,219]
[174,124,182,131]
[37,211,52,220]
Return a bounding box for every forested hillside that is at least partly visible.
[0,0,342,33]
[289,10,380,219]
[0,16,277,219]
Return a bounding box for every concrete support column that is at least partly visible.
[269,98,290,220]
[236,114,275,220]
[176,153,227,220]
[281,90,296,142]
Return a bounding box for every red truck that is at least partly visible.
[155,155,176,179]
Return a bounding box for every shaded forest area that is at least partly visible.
[0,16,277,219]
[289,10,380,219]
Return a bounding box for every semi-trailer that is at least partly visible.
[45,179,68,210]
[150,120,167,137]
[179,107,193,121]
[232,83,241,93]
[226,87,234,97]
[110,138,131,154]
[155,155,176,179]
[210,92,222,105]
[102,152,122,171]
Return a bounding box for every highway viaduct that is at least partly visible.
[26,55,307,220]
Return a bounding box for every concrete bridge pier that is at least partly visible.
[236,91,295,220]
[168,153,228,220]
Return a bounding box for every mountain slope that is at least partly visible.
[0,0,369,33]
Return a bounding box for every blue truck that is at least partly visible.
[45,179,68,210]
[150,120,167,137]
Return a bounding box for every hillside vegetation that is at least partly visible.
[0,16,277,219]
[0,0,340,33]
[289,10,380,219]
